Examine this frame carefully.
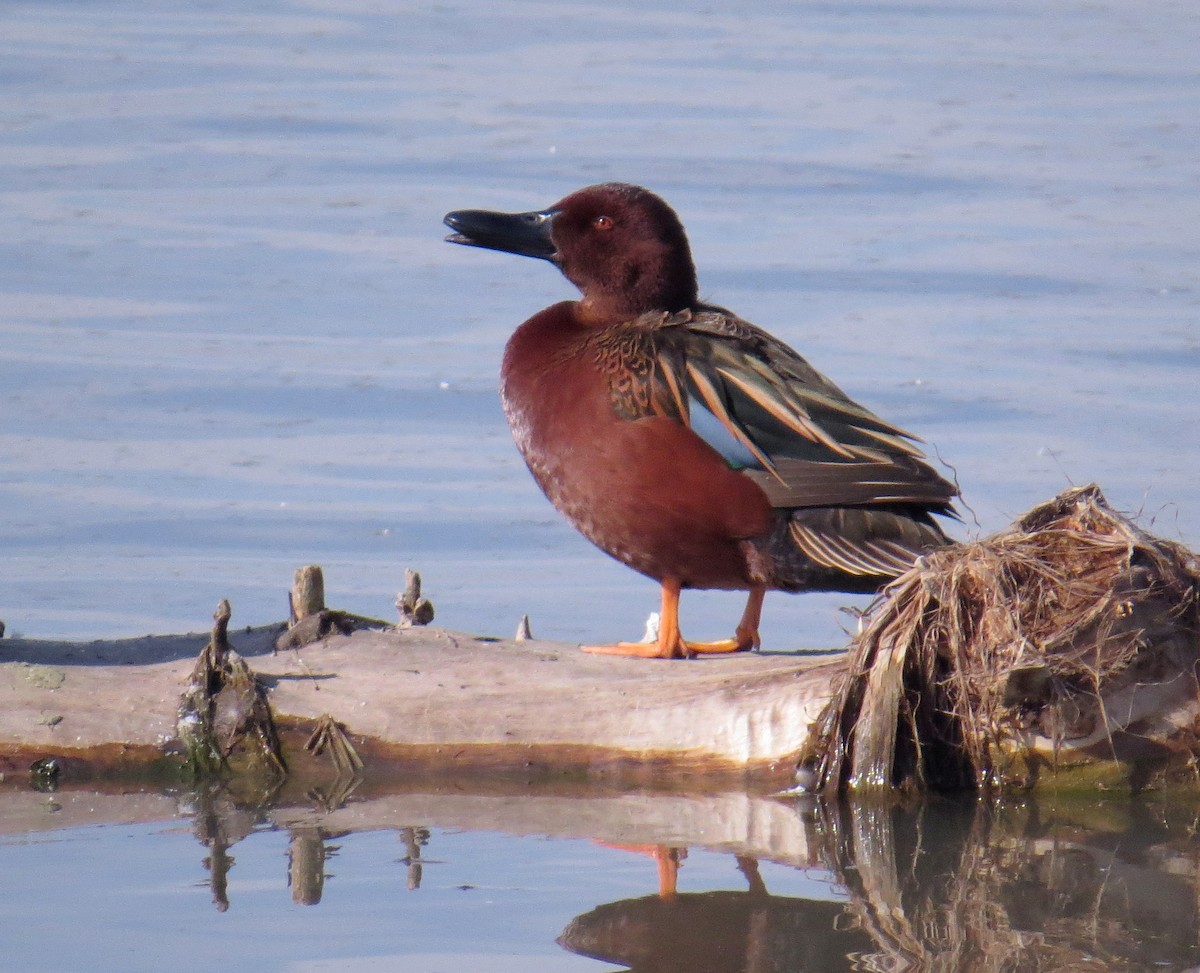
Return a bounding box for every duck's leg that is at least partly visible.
[680,585,765,655]
[734,587,765,651]
[582,579,689,658]
[582,580,760,658]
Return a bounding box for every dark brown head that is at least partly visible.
[444,182,699,318]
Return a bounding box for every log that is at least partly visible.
[1,487,1196,794]
[0,622,840,787]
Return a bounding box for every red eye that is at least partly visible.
[593,215,614,230]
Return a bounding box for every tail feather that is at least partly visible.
[758,505,952,592]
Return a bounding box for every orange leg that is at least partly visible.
[734,587,765,651]
[583,581,764,658]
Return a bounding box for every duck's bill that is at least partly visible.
[443,207,558,261]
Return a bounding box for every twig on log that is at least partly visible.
[304,713,364,777]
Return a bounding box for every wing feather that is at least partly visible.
[598,307,958,517]
[684,360,777,472]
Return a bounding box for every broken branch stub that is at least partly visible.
[276,564,393,650]
[178,599,286,779]
[289,565,326,625]
[395,569,435,627]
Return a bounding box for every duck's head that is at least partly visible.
[445,182,698,318]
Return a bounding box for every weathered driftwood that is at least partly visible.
[394,568,435,627]
[178,599,286,778]
[0,486,1197,793]
[288,564,326,623]
[0,614,837,788]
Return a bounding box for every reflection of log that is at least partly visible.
[6,776,1200,965]
[818,798,1200,971]
[192,785,261,914]
[0,781,825,875]
[399,826,428,890]
[288,826,329,906]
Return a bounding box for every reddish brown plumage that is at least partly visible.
[444,182,958,657]
[501,301,773,591]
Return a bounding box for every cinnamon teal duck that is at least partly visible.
[444,182,957,658]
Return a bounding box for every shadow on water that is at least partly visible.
[5,773,1200,971]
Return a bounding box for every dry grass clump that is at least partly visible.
[806,484,1200,793]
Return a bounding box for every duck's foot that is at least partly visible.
[582,580,762,658]
[582,636,751,659]
[683,636,751,655]
[583,640,674,658]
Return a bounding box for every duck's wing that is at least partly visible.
[619,308,958,515]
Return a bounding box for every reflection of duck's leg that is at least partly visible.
[656,846,684,900]
[736,855,768,898]
[599,842,688,899]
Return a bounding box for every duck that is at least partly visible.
[444,182,957,658]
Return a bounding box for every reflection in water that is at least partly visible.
[187,780,437,908]
[287,826,338,906]
[398,826,432,891]
[560,859,871,972]
[167,783,1200,969]
[817,799,1200,972]
[558,799,1200,973]
[191,784,263,913]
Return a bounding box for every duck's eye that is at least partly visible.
[592,215,614,231]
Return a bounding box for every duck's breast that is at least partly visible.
[500,304,772,588]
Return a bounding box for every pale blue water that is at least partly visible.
[1,1,1199,968]
[2,822,637,971]
[4,788,1199,972]
[0,790,847,973]
[2,0,1196,649]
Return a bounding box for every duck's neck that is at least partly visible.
[567,258,698,322]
